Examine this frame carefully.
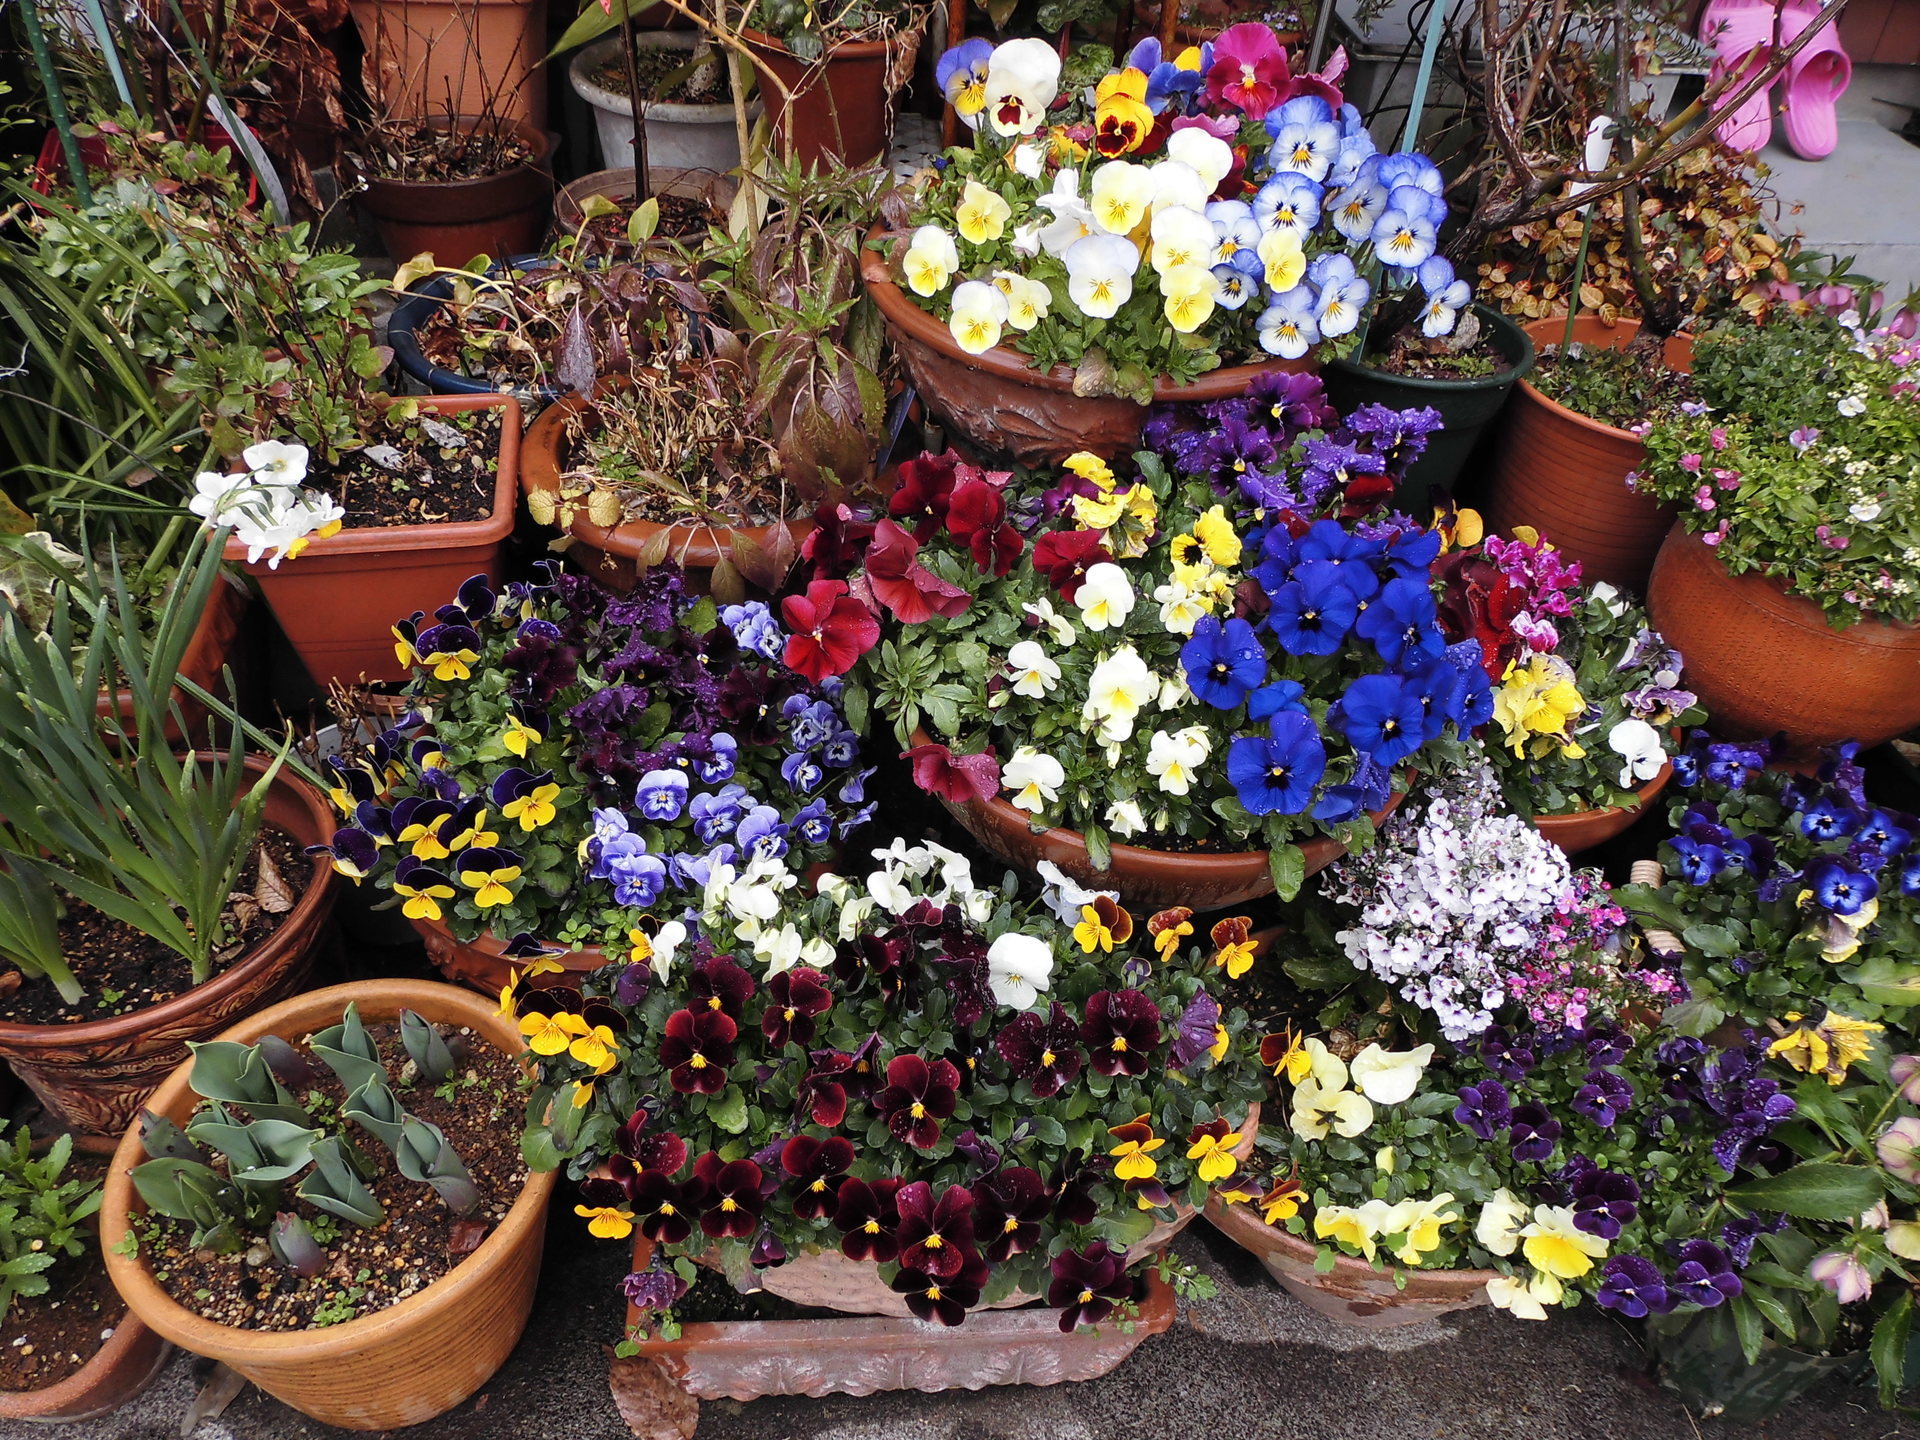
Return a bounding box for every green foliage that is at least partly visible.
[0,1128,104,1325]
[0,529,274,999]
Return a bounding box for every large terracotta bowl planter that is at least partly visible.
[1531,761,1673,855]
[226,391,521,689]
[609,1233,1175,1432]
[1480,317,1692,593]
[349,119,554,269]
[0,1304,171,1423]
[0,757,338,1135]
[519,386,812,595]
[409,914,606,996]
[99,980,559,1431]
[1204,1197,1496,1329]
[861,231,1314,467]
[97,572,249,745]
[1647,523,1920,756]
[743,28,908,169]
[917,726,1403,911]
[1318,305,1535,512]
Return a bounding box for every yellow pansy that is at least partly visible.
[1257,228,1306,292]
[1185,1125,1242,1183]
[501,714,541,758]
[1160,263,1218,334]
[519,1008,586,1056]
[502,781,561,832]
[1519,1205,1608,1280]
[1192,506,1242,566]
[574,1203,634,1240]
[955,179,1012,244]
[1063,452,1116,490]
[1769,1007,1883,1085]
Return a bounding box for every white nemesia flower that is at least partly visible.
[1851,499,1883,523]
[1837,394,1867,417]
[1003,746,1066,813]
[986,931,1055,1009]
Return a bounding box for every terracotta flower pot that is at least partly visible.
[916,724,1402,911]
[31,124,260,210]
[1480,317,1692,593]
[225,391,521,689]
[347,0,548,125]
[350,119,554,269]
[748,1102,1258,1318]
[1647,522,1920,756]
[1318,305,1535,513]
[408,914,606,996]
[0,1301,172,1423]
[1530,760,1672,855]
[861,230,1315,467]
[519,386,812,594]
[741,28,908,169]
[0,757,338,1135]
[95,572,249,745]
[608,1233,1174,1428]
[98,980,559,1431]
[551,165,739,253]
[1203,1196,1496,1328]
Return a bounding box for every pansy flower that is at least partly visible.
[412,622,481,681]
[491,767,561,831]
[873,1054,962,1149]
[894,1181,978,1278]
[1209,915,1258,979]
[690,955,755,1020]
[311,825,380,881]
[1082,989,1162,1076]
[1031,528,1113,601]
[834,1176,906,1262]
[976,1167,1051,1262]
[693,1153,763,1238]
[454,845,523,908]
[1048,1242,1137,1332]
[892,1251,990,1327]
[1073,895,1135,954]
[780,1136,855,1221]
[658,1008,738,1094]
[996,1003,1086,1097]
[1107,1116,1164,1181]
[798,1049,856,1126]
[761,967,832,1048]
[780,580,882,684]
[1148,907,1195,961]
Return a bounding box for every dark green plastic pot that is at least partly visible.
[1320,304,1535,513]
[1646,1307,1865,1423]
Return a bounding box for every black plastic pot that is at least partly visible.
[1320,303,1535,513]
[388,253,568,403]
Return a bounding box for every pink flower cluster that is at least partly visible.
[1506,874,1682,1032]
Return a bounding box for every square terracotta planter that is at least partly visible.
[608,1235,1174,1435]
[225,392,521,689]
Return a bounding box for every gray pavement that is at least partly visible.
[10,1212,1919,1440]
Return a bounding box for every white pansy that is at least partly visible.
[1148,205,1215,276]
[1289,1076,1374,1139]
[1023,597,1078,646]
[1145,726,1211,796]
[986,931,1055,1009]
[756,922,804,976]
[1088,162,1154,236]
[1003,746,1066,813]
[1476,1189,1531,1256]
[1005,639,1062,697]
[1035,859,1117,924]
[1036,168,1096,255]
[648,920,687,982]
[903,226,960,296]
[948,279,1009,356]
[1607,718,1666,789]
[983,38,1061,136]
[1166,128,1233,189]
[1009,140,1047,178]
[1153,578,1212,636]
[1075,562,1136,631]
[1147,159,1209,215]
[1347,1042,1435,1104]
[1082,645,1154,732]
[1106,798,1146,837]
[1064,233,1139,318]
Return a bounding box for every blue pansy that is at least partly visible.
[1226,711,1327,816]
[1181,615,1269,709]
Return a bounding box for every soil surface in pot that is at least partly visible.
[124,1020,527,1332]
[353,124,539,184]
[672,1268,841,1325]
[1531,341,1697,430]
[1367,328,1514,380]
[0,1155,119,1392]
[584,192,714,247]
[314,407,503,528]
[0,829,309,1026]
[591,48,731,104]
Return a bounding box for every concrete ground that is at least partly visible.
[1760,61,1920,300]
[10,1214,1920,1440]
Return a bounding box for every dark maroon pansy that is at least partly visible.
[693,1153,764,1239]
[872,1054,961,1149]
[1048,1241,1138,1333]
[1081,989,1162,1077]
[833,1176,905,1263]
[893,1181,977,1280]
[891,1250,990,1327]
[975,1166,1051,1263]
[780,1135,856,1221]
[762,967,833,1049]
[995,1004,1086,1098]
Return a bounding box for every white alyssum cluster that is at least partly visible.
[1323,762,1571,1040]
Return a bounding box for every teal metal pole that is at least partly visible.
[1400,0,1451,151]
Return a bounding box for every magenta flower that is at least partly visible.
[1205,23,1287,115]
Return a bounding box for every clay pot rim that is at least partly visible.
[518,385,816,564]
[1204,1194,1502,1288]
[0,1296,169,1422]
[570,34,745,123]
[1662,521,1920,637]
[1322,303,1537,394]
[222,392,522,562]
[1513,316,1695,445]
[862,226,1313,403]
[623,1231,1176,1345]
[739,24,903,60]
[909,726,1402,877]
[350,117,555,196]
[1530,758,1673,830]
[0,756,336,1050]
[99,980,559,1362]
